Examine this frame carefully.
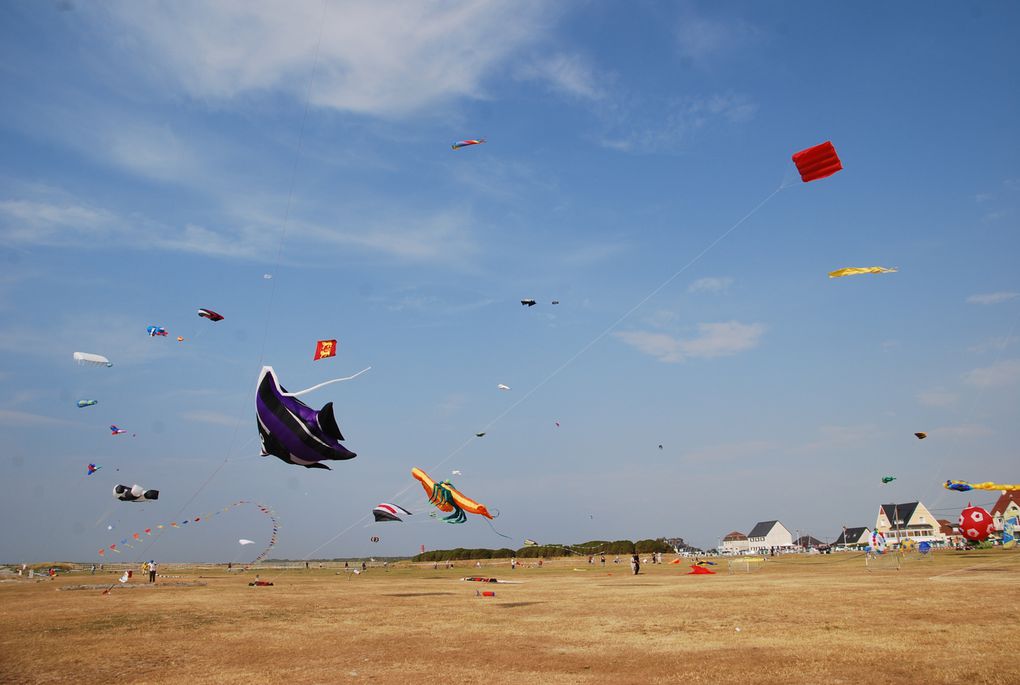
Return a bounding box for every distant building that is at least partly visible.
[832,527,870,549]
[720,531,749,554]
[875,502,945,546]
[795,534,826,549]
[745,520,793,553]
[938,519,964,547]
[991,491,1020,532]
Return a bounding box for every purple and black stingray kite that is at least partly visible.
[256,365,370,470]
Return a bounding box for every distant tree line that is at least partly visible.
[412,538,674,562]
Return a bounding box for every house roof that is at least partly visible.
[723,531,747,541]
[747,521,779,538]
[833,527,870,545]
[796,535,825,547]
[879,502,919,527]
[991,491,1020,517]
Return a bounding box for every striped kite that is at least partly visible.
[792,141,842,183]
[77,399,98,408]
[452,139,485,150]
[373,503,413,522]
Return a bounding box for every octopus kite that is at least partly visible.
[412,467,492,524]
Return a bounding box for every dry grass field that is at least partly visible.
[2,550,1018,685]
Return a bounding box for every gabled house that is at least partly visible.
[720,531,749,554]
[990,491,1020,532]
[795,535,826,549]
[875,502,945,545]
[833,527,870,549]
[745,520,793,553]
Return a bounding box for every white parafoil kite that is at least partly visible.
[238,539,255,546]
[74,352,113,367]
[497,384,510,391]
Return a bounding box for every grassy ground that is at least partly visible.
[1,550,1017,684]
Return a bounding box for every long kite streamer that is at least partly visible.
[98,501,279,563]
[945,480,1020,493]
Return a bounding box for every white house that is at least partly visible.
[745,520,793,553]
[720,531,749,554]
[833,526,871,549]
[875,502,945,546]
[991,492,1020,532]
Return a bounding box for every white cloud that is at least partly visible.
[963,359,1020,388]
[517,53,607,100]
[966,291,1019,305]
[615,320,764,363]
[99,1,558,117]
[688,276,732,293]
[916,389,957,408]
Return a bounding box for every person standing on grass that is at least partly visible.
[148,560,157,583]
[631,554,640,575]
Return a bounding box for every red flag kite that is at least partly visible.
[792,141,842,183]
[313,339,338,361]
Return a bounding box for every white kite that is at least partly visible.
[497,384,510,391]
[239,539,255,546]
[74,352,113,368]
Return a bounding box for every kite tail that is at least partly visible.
[485,518,512,540]
[281,367,372,397]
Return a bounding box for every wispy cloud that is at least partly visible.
[916,388,957,408]
[963,359,1020,387]
[688,276,732,293]
[675,9,762,65]
[180,411,238,427]
[683,440,774,462]
[966,291,1019,305]
[97,1,559,118]
[0,185,481,266]
[516,53,608,101]
[968,336,1015,354]
[616,320,764,363]
[0,409,82,428]
[598,92,757,153]
[933,424,993,438]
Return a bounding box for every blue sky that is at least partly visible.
[1,1,1018,562]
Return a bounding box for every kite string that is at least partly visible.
[131,0,331,564]
[927,303,1020,511]
[282,367,372,397]
[289,181,787,562]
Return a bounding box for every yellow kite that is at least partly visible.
[829,266,897,278]
[944,480,1020,493]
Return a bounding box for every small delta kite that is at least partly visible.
[497,384,510,391]
[452,139,485,150]
[914,432,927,440]
[828,266,897,279]
[110,425,127,435]
[881,476,896,484]
[87,463,101,476]
[77,399,98,408]
[147,326,168,337]
[197,308,224,322]
[792,141,842,183]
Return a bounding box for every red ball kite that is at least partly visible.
[792,141,842,183]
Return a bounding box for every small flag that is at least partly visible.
[313,339,338,360]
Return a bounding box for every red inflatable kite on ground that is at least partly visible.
[792,141,842,183]
[959,504,995,542]
[688,564,715,575]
